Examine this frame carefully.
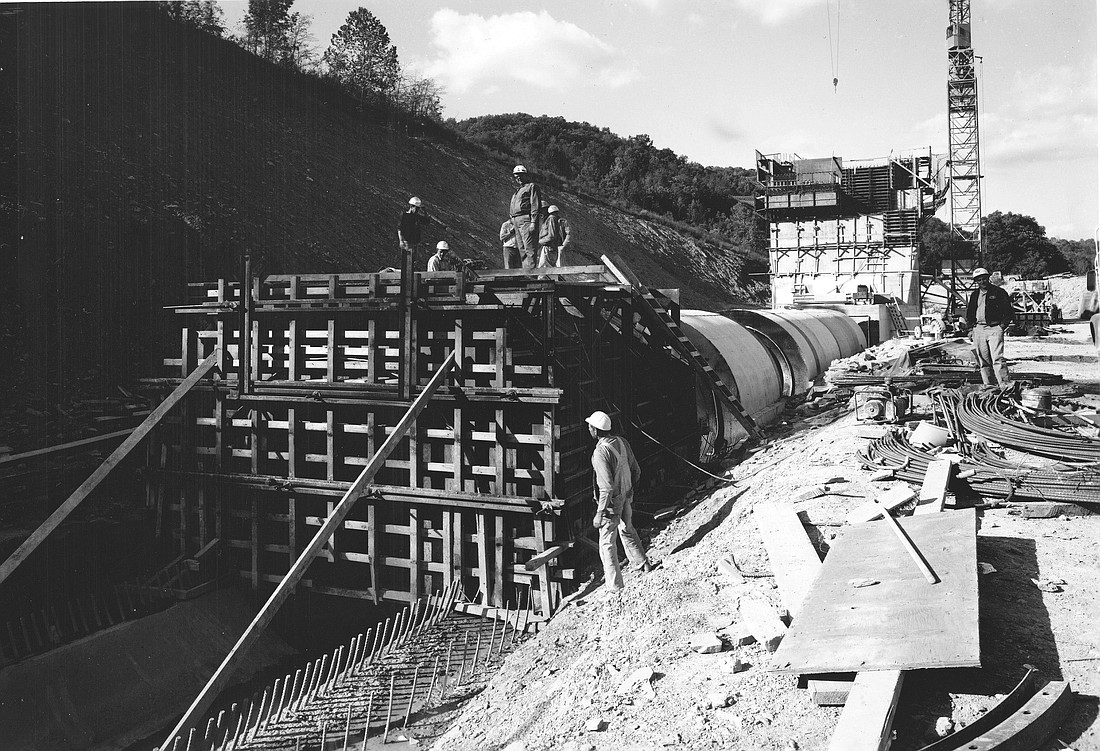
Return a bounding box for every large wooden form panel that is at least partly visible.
[145,270,697,612]
[770,509,979,674]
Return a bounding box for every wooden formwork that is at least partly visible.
[140,266,697,615]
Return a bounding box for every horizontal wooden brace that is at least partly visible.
[155,469,550,513]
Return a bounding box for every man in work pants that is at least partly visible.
[509,165,542,269]
[965,267,1014,386]
[587,410,654,591]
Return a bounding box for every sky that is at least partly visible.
[220,0,1099,241]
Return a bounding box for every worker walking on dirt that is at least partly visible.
[538,205,572,268]
[965,267,1013,386]
[587,410,655,591]
[399,197,430,264]
[500,219,520,269]
[509,165,543,269]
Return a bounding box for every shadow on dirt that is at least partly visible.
[891,534,1064,750]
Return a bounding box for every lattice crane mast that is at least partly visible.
[945,0,983,313]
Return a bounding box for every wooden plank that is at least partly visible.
[846,485,916,525]
[770,510,979,674]
[0,352,219,588]
[914,459,954,515]
[826,671,904,751]
[809,678,853,706]
[523,542,571,572]
[160,350,456,747]
[753,503,821,618]
[0,429,133,468]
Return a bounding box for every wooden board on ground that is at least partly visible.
[826,671,904,751]
[845,485,916,525]
[770,509,979,674]
[914,459,954,515]
[753,503,821,618]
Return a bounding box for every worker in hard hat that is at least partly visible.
[427,241,461,272]
[538,204,572,268]
[499,219,520,269]
[398,196,430,265]
[508,165,543,270]
[964,267,1013,386]
[586,410,655,591]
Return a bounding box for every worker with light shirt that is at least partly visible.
[587,410,656,591]
[964,267,1013,386]
[426,241,461,272]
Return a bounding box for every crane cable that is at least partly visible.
[826,0,841,91]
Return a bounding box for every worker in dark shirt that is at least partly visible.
[964,267,1014,386]
[398,197,430,264]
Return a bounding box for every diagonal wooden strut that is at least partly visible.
[0,351,220,589]
[160,350,457,749]
[600,254,760,439]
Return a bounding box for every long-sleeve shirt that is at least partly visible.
[427,253,460,271]
[591,435,641,514]
[509,182,543,221]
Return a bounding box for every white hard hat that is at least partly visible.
[436,241,449,251]
[512,165,527,174]
[548,205,559,214]
[408,196,422,207]
[971,267,990,278]
[585,410,612,432]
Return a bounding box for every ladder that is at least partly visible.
[601,255,760,440]
[886,299,909,337]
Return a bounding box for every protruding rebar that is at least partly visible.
[403,661,422,728]
[382,672,396,744]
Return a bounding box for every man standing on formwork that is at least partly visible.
[509,165,542,269]
[398,196,430,266]
[965,267,1014,387]
[587,410,655,591]
[538,204,572,268]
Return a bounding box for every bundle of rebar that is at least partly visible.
[944,389,1100,463]
[859,429,1100,504]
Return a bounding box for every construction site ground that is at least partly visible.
[424,321,1100,751]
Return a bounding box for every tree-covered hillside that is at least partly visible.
[450,114,768,270]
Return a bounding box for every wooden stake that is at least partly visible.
[342,704,352,750]
[364,690,375,741]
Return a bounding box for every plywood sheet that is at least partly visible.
[770,508,979,674]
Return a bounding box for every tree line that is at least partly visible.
[921,213,1097,279]
[157,0,444,119]
[156,2,1093,282]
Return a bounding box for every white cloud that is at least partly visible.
[732,0,822,26]
[982,64,1098,166]
[422,10,638,95]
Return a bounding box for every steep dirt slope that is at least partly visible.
[0,2,760,453]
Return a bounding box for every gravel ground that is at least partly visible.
[427,323,1100,751]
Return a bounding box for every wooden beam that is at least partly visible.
[160,350,456,748]
[826,671,904,751]
[914,459,955,515]
[846,485,916,525]
[0,429,133,468]
[753,503,821,618]
[0,352,219,588]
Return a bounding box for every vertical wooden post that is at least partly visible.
[492,514,507,607]
[239,255,252,396]
[409,508,421,602]
[250,496,259,591]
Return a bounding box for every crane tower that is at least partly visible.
[945,0,982,310]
